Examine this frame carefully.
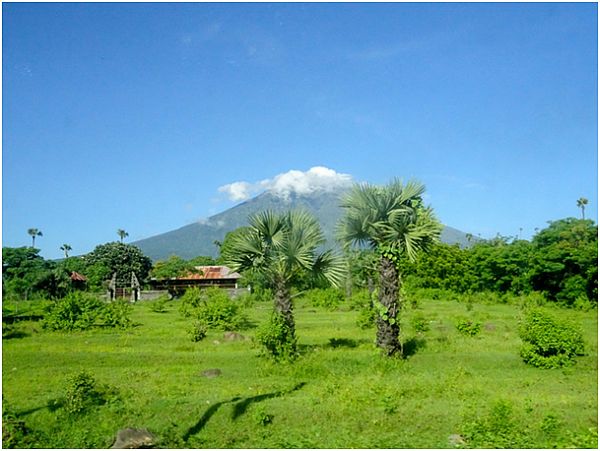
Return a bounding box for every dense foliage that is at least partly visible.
[519,309,585,368]
[83,242,152,288]
[179,287,248,331]
[42,292,132,331]
[397,218,597,307]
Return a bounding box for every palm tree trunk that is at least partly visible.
[376,255,400,356]
[274,279,295,338]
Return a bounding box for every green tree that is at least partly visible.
[83,242,152,289]
[117,229,129,243]
[529,218,597,304]
[150,255,203,279]
[60,244,72,258]
[27,228,43,248]
[576,197,588,220]
[2,247,52,299]
[338,179,442,355]
[222,210,344,352]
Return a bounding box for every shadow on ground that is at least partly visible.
[183,382,306,442]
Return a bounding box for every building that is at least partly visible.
[148,265,242,295]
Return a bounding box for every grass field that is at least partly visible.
[2,296,598,448]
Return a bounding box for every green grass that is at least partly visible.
[2,297,598,448]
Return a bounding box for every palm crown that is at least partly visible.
[224,210,344,288]
[338,179,441,261]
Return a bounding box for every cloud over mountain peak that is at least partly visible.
[218,166,353,202]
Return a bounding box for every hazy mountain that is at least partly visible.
[132,189,477,261]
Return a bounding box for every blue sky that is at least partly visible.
[3,2,598,260]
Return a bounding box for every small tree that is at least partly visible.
[117,229,129,243]
[60,244,72,258]
[222,210,344,358]
[576,197,588,220]
[27,228,43,248]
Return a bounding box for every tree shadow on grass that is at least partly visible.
[2,329,30,340]
[400,337,426,359]
[183,382,306,442]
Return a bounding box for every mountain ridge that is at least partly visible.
[132,189,477,261]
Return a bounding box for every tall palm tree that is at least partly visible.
[60,244,72,258]
[27,228,43,248]
[577,197,588,220]
[117,229,129,243]
[338,179,442,356]
[222,210,344,352]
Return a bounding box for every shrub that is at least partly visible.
[181,288,247,331]
[462,400,533,448]
[178,287,204,317]
[255,312,297,361]
[519,309,585,368]
[42,292,105,331]
[455,318,482,336]
[149,295,170,313]
[63,371,105,414]
[356,303,376,329]
[102,300,132,328]
[188,321,208,342]
[347,289,371,311]
[304,288,345,310]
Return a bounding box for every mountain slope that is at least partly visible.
[133,190,477,260]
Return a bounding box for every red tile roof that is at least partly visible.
[70,271,87,282]
[177,266,241,281]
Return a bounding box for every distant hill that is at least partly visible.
[132,189,478,261]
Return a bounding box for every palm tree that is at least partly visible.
[577,197,588,220]
[222,210,344,353]
[117,229,129,243]
[338,179,441,356]
[27,228,43,248]
[60,244,72,258]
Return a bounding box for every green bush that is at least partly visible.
[149,295,170,313]
[462,400,533,448]
[102,300,132,328]
[356,303,376,329]
[255,312,298,362]
[347,289,371,311]
[188,321,208,342]
[180,287,247,331]
[63,371,105,414]
[519,309,585,368]
[178,287,204,317]
[42,292,105,331]
[455,318,482,336]
[304,288,345,310]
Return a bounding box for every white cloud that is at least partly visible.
[218,181,255,202]
[218,166,354,202]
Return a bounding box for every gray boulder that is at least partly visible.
[111,428,156,449]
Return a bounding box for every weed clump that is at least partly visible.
[410,313,430,333]
[519,309,585,368]
[188,321,208,342]
[255,312,297,362]
[62,371,119,415]
[455,318,482,336]
[2,399,41,448]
